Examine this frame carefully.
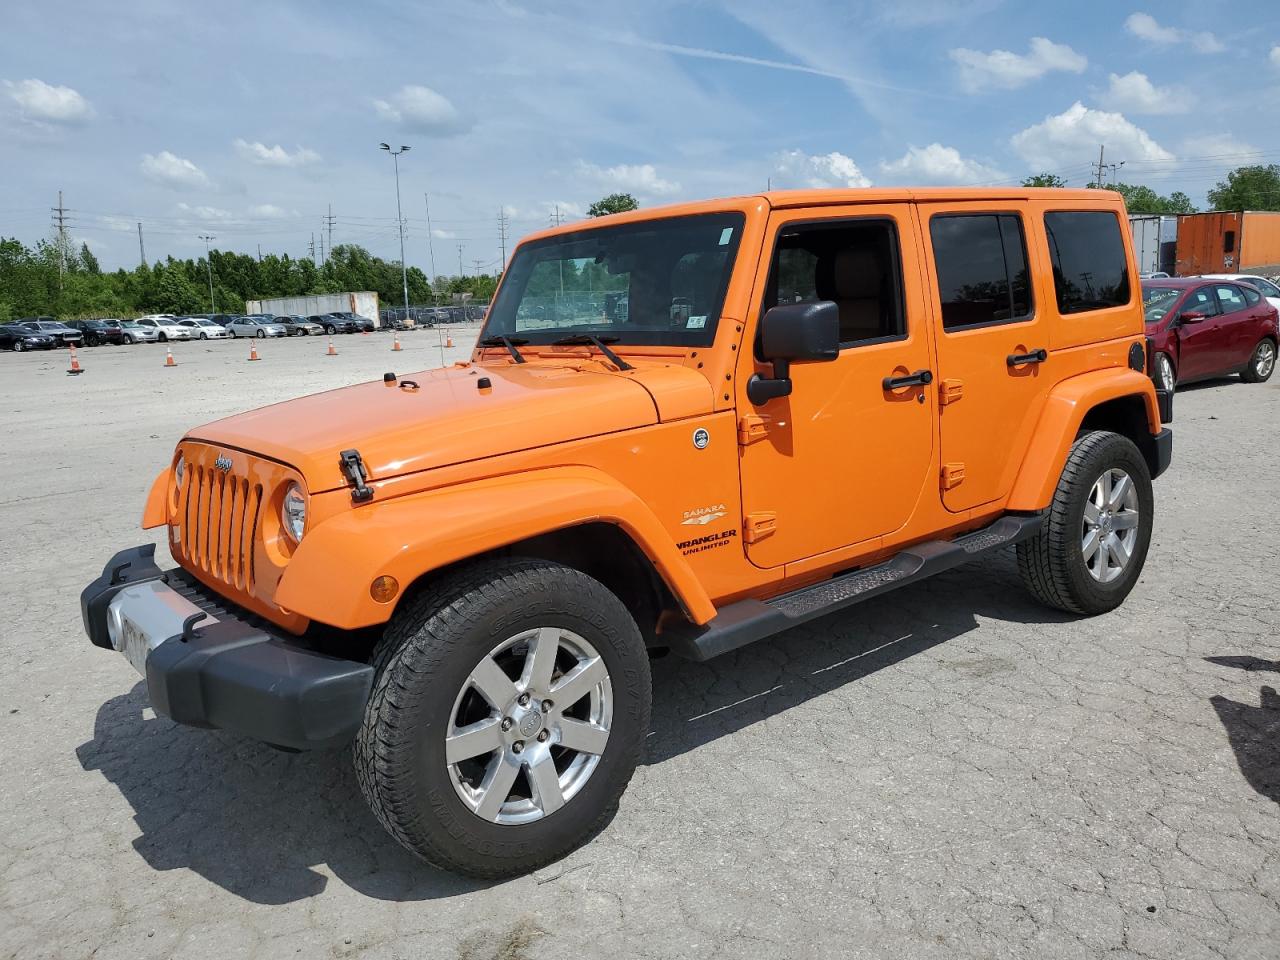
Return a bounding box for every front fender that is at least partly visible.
[275,465,717,629]
[1007,368,1160,511]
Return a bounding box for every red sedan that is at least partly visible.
[1143,278,1278,391]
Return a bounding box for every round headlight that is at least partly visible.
[174,456,185,485]
[281,483,307,542]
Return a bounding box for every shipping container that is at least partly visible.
[1174,211,1280,276]
[244,291,381,326]
[1129,215,1177,275]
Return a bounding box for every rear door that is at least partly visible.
[919,202,1052,512]
[1174,284,1225,379]
[1211,284,1254,368]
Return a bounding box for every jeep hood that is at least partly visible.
[185,360,713,492]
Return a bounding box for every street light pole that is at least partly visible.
[379,143,411,323]
[198,234,216,311]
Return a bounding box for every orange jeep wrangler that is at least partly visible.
[83,188,1172,877]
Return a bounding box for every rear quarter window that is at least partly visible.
[1044,211,1131,314]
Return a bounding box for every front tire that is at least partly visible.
[1241,338,1276,384]
[355,557,651,879]
[1017,430,1154,615]
[13,341,24,352]
[1155,352,1176,393]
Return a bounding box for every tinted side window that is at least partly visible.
[1185,287,1220,317]
[766,218,905,345]
[1044,211,1131,314]
[930,214,1032,331]
[1239,284,1261,306]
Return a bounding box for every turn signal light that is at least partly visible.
[370,575,399,604]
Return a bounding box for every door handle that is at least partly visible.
[882,369,934,390]
[1006,348,1048,367]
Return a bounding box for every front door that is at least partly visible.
[919,203,1052,512]
[737,205,935,569]
[1174,284,1225,380]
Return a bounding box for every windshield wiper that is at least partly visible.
[551,334,633,371]
[478,334,528,364]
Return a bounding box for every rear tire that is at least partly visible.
[1241,338,1276,384]
[1155,352,1176,393]
[1017,430,1154,615]
[13,341,24,352]
[355,557,651,879]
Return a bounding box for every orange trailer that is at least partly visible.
[1176,210,1280,275]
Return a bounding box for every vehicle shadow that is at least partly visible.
[1205,656,1280,806]
[76,551,1072,904]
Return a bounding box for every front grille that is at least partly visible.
[174,460,264,592]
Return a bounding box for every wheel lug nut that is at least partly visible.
[501,718,513,732]
[512,741,524,754]
[537,730,549,742]
[517,692,530,706]
[541,700,553,712]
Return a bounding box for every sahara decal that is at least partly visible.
[681,503,727,526]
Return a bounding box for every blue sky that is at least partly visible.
[1,0,1277,272]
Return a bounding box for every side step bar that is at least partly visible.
[667,514,1043,662]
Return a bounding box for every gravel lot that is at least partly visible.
[1,332,1278,960]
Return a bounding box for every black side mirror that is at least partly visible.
[747,301,840,404]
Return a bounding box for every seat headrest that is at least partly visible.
[832,247,883,300]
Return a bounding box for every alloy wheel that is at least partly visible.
[1256,341,1276,380]
[1157,354,1175,393]
[1082,467,1140,584]
[446,626,613,825]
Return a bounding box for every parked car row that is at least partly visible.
[0,311,385,351]
[1143,273,1279,391]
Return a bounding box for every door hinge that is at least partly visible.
[744,511,777,543]
[738,414,769,445]
[941,462,966,491]
[938,378,964,406]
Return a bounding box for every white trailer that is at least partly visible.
[1129,216,1177,276]
[245,291,381,326]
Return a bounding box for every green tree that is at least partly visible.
[588,193,639,217]
[1207,164,1280,211]
[1022,173,1068,188]
[78,243,101,274]
[1104,183,1198,215]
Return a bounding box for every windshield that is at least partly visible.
[484,212,744,347]
[1142,286,1182,323]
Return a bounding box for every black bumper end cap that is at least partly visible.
[147,619,374,751]
[81,544,165,649]
[1153,427,1173,480]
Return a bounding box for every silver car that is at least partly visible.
[226,315,289,338]
[178,317,231,340]
[118,321,159,344]
[134,315,194,341]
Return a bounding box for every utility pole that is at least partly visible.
[51,190,70,283]
[309,232,316,265]
[319,222,326,265]
[497,207,510,266]
[198,234,216,311]
[378,143,412,319]
[137,222,146,268]
[423,193,438,282]
[257,243,262,263]
[472,258,484,278]
[458,244,465,277]
[324,203,336,262]
[1093,145,1105,187]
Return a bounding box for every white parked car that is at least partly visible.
[1198,274,1280,312]
[226,315,288,338]
[134,314,194,342]
[177,317,230,340]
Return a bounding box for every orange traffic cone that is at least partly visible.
[392,333,402,352]
[326,338,338,356]
[445,335,455,348]
[248,342,261,361]
[164,347,177,367]
[67,344,83,375]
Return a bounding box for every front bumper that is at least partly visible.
[81,545,373,750]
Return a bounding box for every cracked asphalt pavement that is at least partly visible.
[1,333,1278,959]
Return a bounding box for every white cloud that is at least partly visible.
[1011,102,1173,170]
[949,37,1086,92]
[773,149,871,189]
[176,202,232,221]
[879,143,1004,184]
[1124,13,1224,53]
[1101,71,1191,114]
[373,85,466,134]
[141,151,211,190]
[246,204,297,219]
[1270,45,1280,68]
[431,228,457,239]
[576,161,680,197]
[4,78,92,125]
[233,139,320,167]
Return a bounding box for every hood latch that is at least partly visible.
[339,449,374,503]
